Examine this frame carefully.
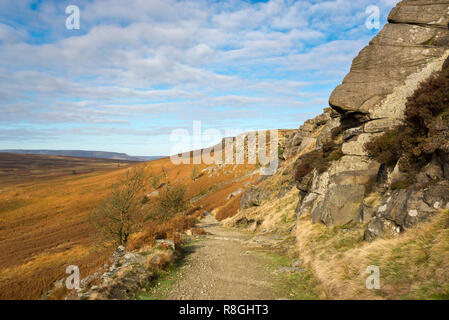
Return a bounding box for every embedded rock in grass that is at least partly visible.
[274,267,305,274]
[423,182,449,210]
[318,184,365,226]
[364,184,449,240]
[364,217,402,242]
[276,186,292,199]
[155,239,176,251]
[240,186,270,209]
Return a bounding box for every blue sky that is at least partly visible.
[0,0,400,156]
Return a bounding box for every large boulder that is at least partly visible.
[364,217,402,242]
[331,155,379,174]
[364,118,403,133]
[364,181,449,241]
[295,0,449,233]
[389,0,449,27]
[422,182,449,210]
[377,189,434,228]
[329,0,449,118]
[315,185,366,226]
[295,192,319,219]
[295,153,380,225]
[240,186,270,209]
[309,170,330,195]
[329,170,377,187]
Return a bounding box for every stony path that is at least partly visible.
[165,214,280,300]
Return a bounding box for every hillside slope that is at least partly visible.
[224,0,449,299]
[0,140,267,299]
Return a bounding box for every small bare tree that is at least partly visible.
[148,184,188,222]
[90,166,147,246]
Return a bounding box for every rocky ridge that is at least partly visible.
[228,0,449,241]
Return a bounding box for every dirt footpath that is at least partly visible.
[165,214,281,300]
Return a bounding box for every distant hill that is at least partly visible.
[0,150,164,162]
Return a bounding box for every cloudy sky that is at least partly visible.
[0,0,400,156]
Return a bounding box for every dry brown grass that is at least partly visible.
[215,194,243,221]
[222,155,299,231]
[0,152,256,299]
[127,210,203,251]
[224,188,298,234]
[0,152,133,187]
[0,164,126,299]
[296,209,449,300]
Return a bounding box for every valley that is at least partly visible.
[0,152,258,299]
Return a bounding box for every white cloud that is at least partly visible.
[0,0,401,154]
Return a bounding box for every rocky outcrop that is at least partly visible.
[364,181,449,240]
[290,0,449,238]
[240,185,272,209]
[282,108,340,159]
[227,1,449,243]
[64,242,176,300]
[329,0,449,176]
[330,0,449,118]
[294,154,381,226]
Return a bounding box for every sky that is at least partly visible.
[0,0,401,156]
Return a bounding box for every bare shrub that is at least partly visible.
[365,65,449,177]
[148,184,188,222]
[127,209,202,251]
[90,166,147,246]
[294,146,342,181]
